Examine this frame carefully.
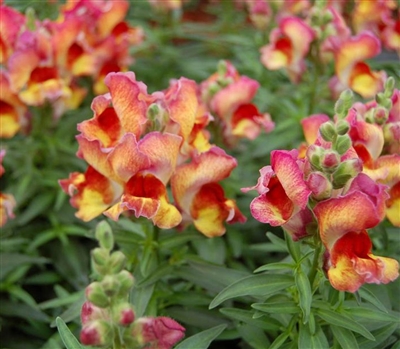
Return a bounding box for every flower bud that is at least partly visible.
[86,282,110,308]
[95,221,114,251]
[306,145,324,171]
[113,302,135,326]
[115,270,135,295]
[132,317,185,349]
[373,107,389,125]
[332,159,362,189]
[107,251,126,274]
[333,134,351,155]
[101,275,121,297]
[335,89,353,118]
[91,248,109,266]
[319,121,336,142]
[384,76,395,97]
[307,172,332,200]
[335,119,350,135]
[321,150,340,172]
[80,320,111,346]
[81,301,108,325]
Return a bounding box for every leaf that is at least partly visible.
[192,236,227,265]
[266,232,287,251]
[315,307,375,341]
[136,263,174,288]
[50,295,85,328]
[159,231,202,250]
[357,287,389,313]
[238,324,271,349]
[174,324,227,349]
[209,274,294,309]
[0,253,49,280]
[298,322,329,349]
[254,262,294,273]
[220,308,281,331]
[344,307,400,323]
[295,268,312,323]
[39,291,84,310]
[17,192,54,225]
[252,296,299,314]
[56,317,83,349]
[331,325,359,349]
[269,332,290,349]
[130,283,155,318]
[285,231,300,262]
[0,300,50,322]
[356,322,399,349]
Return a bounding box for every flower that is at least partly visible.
[260,16,315,83]
[0,149,16,226]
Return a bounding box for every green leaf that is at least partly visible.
[266,232,287,251]
[315,307,375,341]
[331,325,359,349]
[174,324,227,349]
[0,253,49,280]
[39,291,84,310]
[192,236,226,265]
[17,192,54,225]
[269,332,290,349]
[0,300,50,322]
[285,231,300,262]
[357,287,389,313]
[209,274,294,309]
[219,308,281,331]
[56,317,83,349]
[238,324,271,349]
[130,283,155,318]
[252,295,298,314]
[356,322,399,349]
[50,295,85,327]
[298,322,329,349]
[344,306,400,323]
[136,263,174,288]
[295,268,312,323]
[167,307,230,330]
[254,262,294,273]
[159,231,202,250]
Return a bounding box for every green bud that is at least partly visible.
[332,159,362,189]
[95,221,114,251]
[384,76,395,97]
[107,251,127,274]
[86,282,109,308]
[333,134,351,155]
[147,103,160,121]
[306,145,324,171]
[92,248,109,266]
[335,89,353,118]
[319,121,336,142]
[115,270,135,295]
[101,275,120,297]
[26,7,36,31]
[373,107,389,125]
[335,119,350,135]
[217,60,228,77]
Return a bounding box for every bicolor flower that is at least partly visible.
[172,147,246,237]
[243,149,313,240]
[201,61,274,146]
[314,173,399,292]
[260,16,315,83]
[329,31,386,99]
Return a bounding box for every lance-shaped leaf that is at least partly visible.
[209,274,294,309]
[330,325,359,349]
[295,267,312,323]
[56,317,83,349]
[174,324,227,349]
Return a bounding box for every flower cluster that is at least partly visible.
[0,150,16,227]
[80,221,185,348]
[257,0,398,98]
[0,0,143,138]
[60,70,247,237]
[244,81,399,293]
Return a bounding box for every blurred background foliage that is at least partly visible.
[1,1,399,348]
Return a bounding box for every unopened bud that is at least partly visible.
[383,122,400,144]
[147,103,160,121]
[335,89,353,118]
[115,270,135,295]
[321,150,340,172]
[333,134,351,155]
[335,119,350,135]
[384,77,395,97]
[373,107,389,125]
[217,60,228,77]
[101,275,120,297]
[86,282,109,308]
[80,320,112,346]
[306,145,324,171]
[92,248,109,266]
[108,251,126,274]
[332,158,362,189]
[113,302,135,326]
[95,221,114,251]
[319,121,336,142]
[26,7,36,31]
[307,172,332,200]
[81,301,107,325]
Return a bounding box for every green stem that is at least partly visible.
[308,241,323,289]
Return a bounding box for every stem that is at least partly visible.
[308,241,323,289]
